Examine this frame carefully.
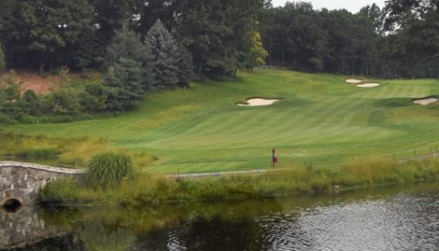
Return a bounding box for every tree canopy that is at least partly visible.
[0,0,438,79]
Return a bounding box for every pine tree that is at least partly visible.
[103,26,154,112]
[145,20,182,89]
[176,44,194,87]
[105,58,143,111]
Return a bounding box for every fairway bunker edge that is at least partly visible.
[237,98,281,107]
[346,79,362,84]
[412,97,439,106]
[357,83,380,88]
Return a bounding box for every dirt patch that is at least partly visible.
[1,71,62,95]
[413,98,438,106]
[238,98,280,107]
[357,83,380,88]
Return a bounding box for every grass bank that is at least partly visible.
[40,158,439,207]
[5,69,439,173]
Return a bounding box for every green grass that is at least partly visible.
[4,69,439,173]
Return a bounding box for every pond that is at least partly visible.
[2,183,439,251]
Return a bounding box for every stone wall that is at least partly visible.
[0,162,83,206]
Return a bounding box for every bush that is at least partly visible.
[18,114,38,124]
[85,152,134,189]
[0,112,16,124]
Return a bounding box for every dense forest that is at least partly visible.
[261,1,439,78]
[0,0,438,123]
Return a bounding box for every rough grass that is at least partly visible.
[0,133,154,168]
[39,158,439,206]
[4,69,439,173]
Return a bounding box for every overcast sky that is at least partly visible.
[271,0,385,13]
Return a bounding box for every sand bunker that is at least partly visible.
[238,98,280,107]
[357,83,380,88]
[413,98,438,106]
[346,79,362,84]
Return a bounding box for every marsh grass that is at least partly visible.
[40,158,439,206]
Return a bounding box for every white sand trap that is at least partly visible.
[357,83,380,88]
[413,98,438,106]
[238,98,280,107]
[346,79,362,84]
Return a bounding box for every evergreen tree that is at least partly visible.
[103,26,154,112]
[105,59,144,111]
[145,20,181,89]
[176,44,194,87]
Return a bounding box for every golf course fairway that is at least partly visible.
[4,69,439,174]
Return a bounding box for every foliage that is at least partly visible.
[0,72,25,121]
[261,3,379,75]
[85,152,134,189]
[104,58,144,111]
[0,0,438,79]
[244,30,268,69]
[103,26,154,111]
[46,88,81,115]
[0,0,94,72]
[23,90,42,115]
[188,0,265,77]
[380,0,439,78]
[145,20,181,89]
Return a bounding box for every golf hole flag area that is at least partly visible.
[6,70,439,174]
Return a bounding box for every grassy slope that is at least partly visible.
[4,70,439,173]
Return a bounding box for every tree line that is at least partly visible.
[1,0,438,79]
[261,0,439,78]
[0,0,266,77]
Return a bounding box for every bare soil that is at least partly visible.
[1,71,62,95]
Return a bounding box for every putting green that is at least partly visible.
[5,70,439,173]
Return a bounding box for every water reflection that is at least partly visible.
[3,184,439,251]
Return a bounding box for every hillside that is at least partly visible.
[4,69,439,173]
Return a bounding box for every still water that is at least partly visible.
[2,184,439,251]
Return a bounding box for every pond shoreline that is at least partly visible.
[38,158,439,207]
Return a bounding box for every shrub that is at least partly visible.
[85,152,134,189]
[0,112,16,124]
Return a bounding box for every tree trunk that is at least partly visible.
[39,62,45,75]
[39,56,48,75]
